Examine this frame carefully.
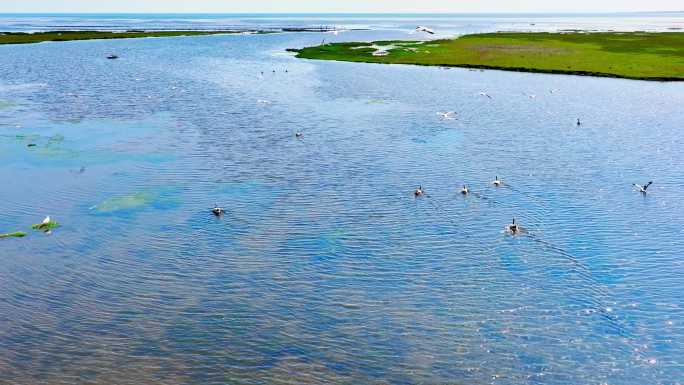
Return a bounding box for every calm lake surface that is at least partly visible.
[1,14,683,385]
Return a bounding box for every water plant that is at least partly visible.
[0,231,27,239]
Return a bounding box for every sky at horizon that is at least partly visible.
[1,1,682,14]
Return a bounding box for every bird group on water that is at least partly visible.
[412,176,654,236]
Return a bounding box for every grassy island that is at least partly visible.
[291,32,684,81]
[0,30,255,45]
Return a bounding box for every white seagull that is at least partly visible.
[42,216,51,225]
[479,92,492,99]
[415,26,435,35]
[492,176,503,187]
[460,185,470,195]
[437,111,457,120]
[633,181,653,194]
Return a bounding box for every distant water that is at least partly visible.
[1,13,684,385]
[1,12,684,34]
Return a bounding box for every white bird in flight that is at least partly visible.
[479,92,492,99]
[633,181,653,194]
[415,26,435,34]
[437,111,457,120]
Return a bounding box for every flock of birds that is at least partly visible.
[97,27,657,240]
[412,175,654,236]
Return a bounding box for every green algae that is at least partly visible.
[93,192,157,213]
[0,231,27,239]
[0,100,17,109]
[32,220,60,232]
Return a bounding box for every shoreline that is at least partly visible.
[0,27,339,45]
[290,32,684,81]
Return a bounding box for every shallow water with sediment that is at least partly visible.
[1,14,684,385]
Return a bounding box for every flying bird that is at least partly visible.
[437,111,457,120]
[415,26,435,34]
[633,181,653,194]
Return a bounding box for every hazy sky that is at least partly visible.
[1,0,682,13]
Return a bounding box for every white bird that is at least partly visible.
[492,176,503,187]
[479,92,492,99]
[633,181,653,194]
[415,26,435,35]
[42,216,51,225]
[460,185,470,195]
[414,186,425,197]
[257,99,272,105]
[437,111,457,120]
[295,132,304,139]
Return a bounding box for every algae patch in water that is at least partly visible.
[93,192,156,213]
[0,231,27,239]
[0,100,17,109]
[32,220,60,232]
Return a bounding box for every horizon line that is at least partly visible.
[1,10,683,15]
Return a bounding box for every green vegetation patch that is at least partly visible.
[0,30,245,45]
[32,220,60,232]
[292,32,684,81]
[93,192,157,213]
[0,231,27,239]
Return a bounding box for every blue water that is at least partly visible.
[1,14,684,385]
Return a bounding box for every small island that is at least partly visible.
[0,30,265,45]
[291,32,684,81]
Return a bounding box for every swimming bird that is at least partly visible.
[437,111,457,120]
[506,218,520,235]
[212,205,225,216]
[492,176,503,187]
[415,26,435,34]
[106,54,119,60]
[414,186,425,197]
[295,132,304,139]
[460,185,470,195]
[577,118,581,126]
[633,181,653,194]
